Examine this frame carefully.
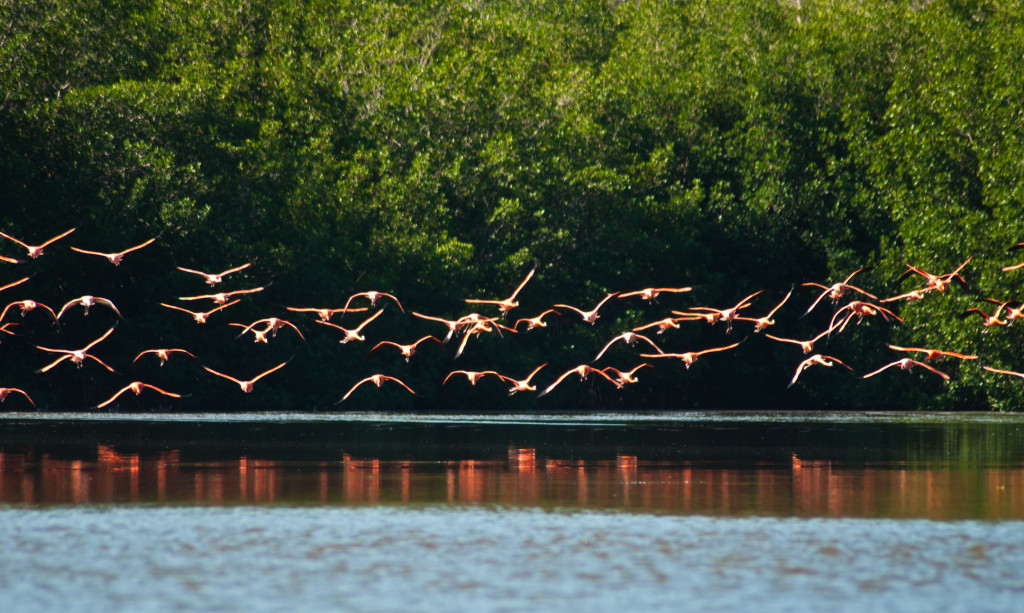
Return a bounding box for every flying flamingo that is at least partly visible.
[886,345,978,361]
[898,256,972,292]
[315,309,383,343]
[95,381,183,409]
[70,238,156,266]
[880,288,933,303]
[202,361,289,393]
[233,317,305,343]
[1002,242,1024,272]
[285,306,367,322]
[36,326,118,373]
[801,268,876,315]
[765,323,838,354]
[982,366,1024,381]
[862,358,950,380]
[176,262,252,286]
[160,299,240,324]
[0,299,58,323]
[443,370,504,387]
[592,331,664,363]
[639,341,744,369]
[960,302,1008,328]
[453,318,514,359]
[0,228,75,259]
[787,354,853,388]
[496,363,549,395]
[734,288,792,332]
[618,287,692,303]
[343,291,404,313]
[513,309,561,332]
[601,363,652,386]
[133,348,196,366]
[177,286,266,305]
[555,292,620,325]
[370,335,444,362]
[537,364,623,397]
[56,295,123,320]
[0,386,34,407]
[411,311,464,343]
[688,290,763,333]
[829,300,903,334]
[983,298,1023,324]
[465,268,535,316]
[338,374,416,403]
[631,316,700,335]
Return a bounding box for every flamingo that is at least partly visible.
[176,262,252,286]
[464,267,535,316]
[765,323,838,354]
[688,290,763,333]
[410,312,465,343]
[601,363,652,386]
[513,309,561,332]
[887,345,978,361]
[639,341,743,369]
[453,318,514,359]
[0,386,34,407]
[734,288,792,332]
[982,366,1024,381]
[983,299,1023,324]
[618,287,692,303]
[177,286,265,305]
[338,374,416,403]
[233,317,305,343]
[898,256,972,292]
[202,361,289,393]
[631,316,700,335]
[95,381,183,409]
[829,300,903,334]
[880,288,933,303]
[787,354,853,388]
[496,363,549,395]
[370,335,444,362]
[0,228,75,259]
[285,306,367,322]
[443,370,504,386]
[56,295,123,320]
[70,238,156,266]
[36,326,117,373]
[159,299,240,324]
[133,348,196,366]
[554,292,620,325]
[315,309,383,343]
[0,299,58,323]
[343,291,404,313]
[862,358,949,380]
[592,331,664,363]
[537,364,623,397]
[801,268,876,315]
[960,303,1008,328]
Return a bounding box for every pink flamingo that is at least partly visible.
[555,292,620,325]
[687,290,763,334]
[0,386,34,407]
[538,364,623,397]
[133,348,196,366]
[465,268,535,316]
[734,288,792,332]
[765,323,838,354]
[177,286,265,305]
[862,358,949,380]
[36,326,117,373]
[202,361,289,393]
[887,345,977,361]
[71,238,156,266]
[315,309,383,343]
[618,287,692,303]
[496,363,549,395]
[513,309,561,332]
[0,228,75,259]
[601,363,652,386]
[95,381,182,409]
[592,331,664,362]
[285,306,367,322]
[787,354,852,388]
[898,256,972,292]
[338,374,416,402]
[639,341,743,369]
[801,268,876,315]
[443,370,504,387]
[0,299,58,323]
[343,291,404,314]
[56,295,123,320]
[160,299,240,324]
[233,317,305,343]
[176,262,252,286]
[370,335,444,362]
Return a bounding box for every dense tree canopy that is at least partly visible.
[1,0,1022,411]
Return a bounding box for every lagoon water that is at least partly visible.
[2,411,1023,612]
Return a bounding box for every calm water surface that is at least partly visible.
[2,411,1023,612]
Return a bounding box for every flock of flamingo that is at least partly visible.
[1,227,1023,410]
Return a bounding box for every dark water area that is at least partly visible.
[3,411,1023,612]
[2,411,1023,518]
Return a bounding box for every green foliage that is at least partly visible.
[2,0,1023,411]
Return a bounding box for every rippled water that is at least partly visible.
[2,411,1023,612]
